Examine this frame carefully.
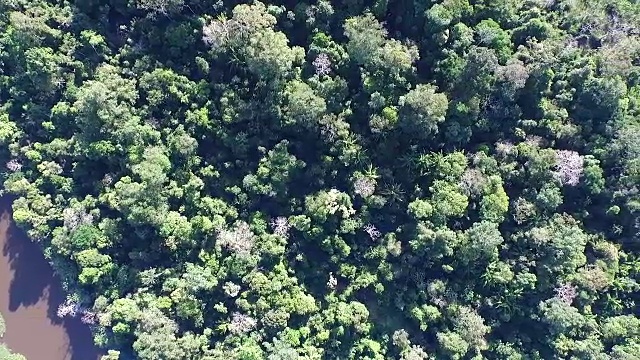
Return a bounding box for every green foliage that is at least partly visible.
[459,221,503,264]
[1,0,639,358]
[344,13,387,66]
[399,84,449,137]
[283,81,326,128]
[430,180,469,221]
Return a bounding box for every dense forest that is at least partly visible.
[1,0,640,358]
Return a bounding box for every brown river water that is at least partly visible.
[0,196,102,360]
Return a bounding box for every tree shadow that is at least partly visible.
[2,211,54,312]
[0,196,103,360]
[46,281,104,360]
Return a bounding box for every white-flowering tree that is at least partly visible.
[312,53,332,76]
[57,297,80,318]
[223,282,241,297]
[553,150,584,186]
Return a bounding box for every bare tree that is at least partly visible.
[554,283,577,305]
[63,206,94,231]
[81,311,97,325]
[363,224,381,240]
[270,216,291,238]
[5,159,22,172]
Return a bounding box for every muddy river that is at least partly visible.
[0,196,102,360]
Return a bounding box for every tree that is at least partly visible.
[137,0,184,15]
[305,189,355,222]
[0,345,26,360]
[452,306,490,354]
[459,221,503,264]
[282,81,326,128]
[539,298,590,336]
[1,0,639,359]
[133,306,211,359]
[475,19,512,62]
[456,46,499,101]
[203,2,302,82]
[245,28,301,82]
[399,84,449,137]
[74,248,115,285]
[479,179,509,222]
[437,331,469,359]
[0,314,23,359]
[344,13,387,66]
[533,214,589,283]
[430,180,469,222]
[73,65,148,151]
[243,140,305,198]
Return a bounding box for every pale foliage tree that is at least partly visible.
[459,168,486,197]
[402,345,429,360]
[218,221,255,256]
[223,282,241,297]
[392,329,411,349]
[495,141,515,157]
[137,0,184,15]
[354,177,376,198]
[496,58,529,91]
[553,150,584,186]
[202,2,277,52]
[202,18,233,51]
[228,312,257,334]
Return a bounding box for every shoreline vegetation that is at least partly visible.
[1,0,640,359]
[0,196,101,360]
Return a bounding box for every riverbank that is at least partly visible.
[0,196,102,360]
